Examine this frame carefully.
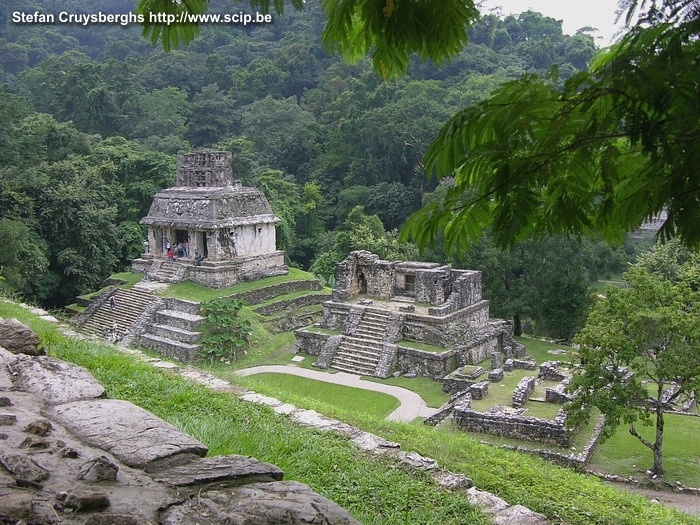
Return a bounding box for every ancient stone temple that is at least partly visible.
[132,151,287,287]
[295,251,523,379]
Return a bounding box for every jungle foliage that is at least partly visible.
[1,0,633,339]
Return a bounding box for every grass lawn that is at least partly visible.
[4,300,699,525]
[156,267,319,301]
[365,375,450,408]
[396,339,447,353]
[238,372,400,420]
[110,271,145,289]
[589,414,700,487]
[515,335,576,364]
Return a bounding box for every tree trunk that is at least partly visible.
[513,314,522,336]
[653,400,665,477]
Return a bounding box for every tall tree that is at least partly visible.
[402,1,700,251]
[568,245,700,477]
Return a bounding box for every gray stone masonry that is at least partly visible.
[315,335,343,369]
[513,359,538,371]
[512,376,537,408]
[254,292,332,316]
[545,381,573,404]
[470,381,490,400]
[489,368,504,382]
[425,390,473,426]
[139,305,206,363]
[538,361,569,382]
[452,405,571,447]
[228,279,322,305]
[0,345,358,524]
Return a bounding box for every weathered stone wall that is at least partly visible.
[401,301,490,348]
[318,301,351,331]
[538,361,569,382]
[255,293,332,316]
[184,252,287,288]
[176,151,233,187]
[293,330,333,357]
[512,376,537,408]
[455,333,500,365]
[453,407,571,447]
[414,267,451,305]
[228,279,322,305]
[427,270,483,316]
[395,346,458,380]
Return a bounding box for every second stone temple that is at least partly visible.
[133,151,288,287]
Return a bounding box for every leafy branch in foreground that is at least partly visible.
[200,298,252,364]
[402,14,700,252]
[137,0,479,78]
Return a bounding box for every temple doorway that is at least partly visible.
[359,272,367,294]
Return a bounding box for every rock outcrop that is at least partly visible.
[0,340,359,524]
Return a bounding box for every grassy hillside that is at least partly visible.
[3,300,698,525]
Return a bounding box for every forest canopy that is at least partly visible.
[1,0,638,340]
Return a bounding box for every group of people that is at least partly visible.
[163,239,199,263]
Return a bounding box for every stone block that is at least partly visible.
[470,381,489,400]
[0,319,42,355]
[503,358,514,371]
[513,359,537,371]
[488,368,504,382]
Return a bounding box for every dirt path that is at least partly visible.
[607,482,700,517]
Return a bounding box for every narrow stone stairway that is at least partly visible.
[82,288,154,336]
[148,260,186,283]
[331,309,390,376]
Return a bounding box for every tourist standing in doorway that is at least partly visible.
[167,247,175,263]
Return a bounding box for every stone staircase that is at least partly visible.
[331,309,390,376]
[147,260,186,283]
[139,299,206,363]
[81,288,154,336]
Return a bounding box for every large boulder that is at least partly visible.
[0,320,361,524]
[0,318,43,355]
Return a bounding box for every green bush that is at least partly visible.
[200,298,252,364]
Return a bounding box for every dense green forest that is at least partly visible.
[0,0,638,338]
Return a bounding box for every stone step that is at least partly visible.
[330,359,376,376]
[336,344,381,360]
[353,328,385,340]
[342,336,384,349]
[331,354,378,369]
[139,334,202,363]
[154,309,206,330]
[82,289,154,335]
[146,324,201,344]
[362,311,391,321]
[357,319,388,330]
[357,323,386,333]
[333,350,380,366]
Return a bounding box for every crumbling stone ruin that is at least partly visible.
[295,251,524,379]
[132,151,288,288]
[431,359,578,447]
[0,319,359,524]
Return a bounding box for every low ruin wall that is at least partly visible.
[396,346,458,380]
[228,279,322,305]
[293,329,332,357]
[452,407,571,447]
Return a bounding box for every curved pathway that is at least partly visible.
[234,365,439,423]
